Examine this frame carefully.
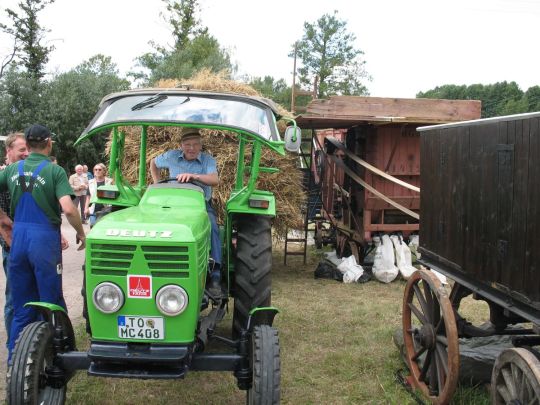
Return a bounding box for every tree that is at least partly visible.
[0,66,45,132]
[524,86,540,112]
[0,0,55,80]
[293,11,370,98]
[248,76,292,110]
[417,81,528,118]
[42,55,130,170]
[162,0,207,51]
[132,0,233,85]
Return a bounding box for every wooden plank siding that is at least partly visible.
[419,114,540,305]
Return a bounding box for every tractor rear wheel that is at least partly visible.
[7,321,66,405]
[247,325,280,405]
[233,215,272,336]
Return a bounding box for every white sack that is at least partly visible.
[372,235,398,283]
[337,255,364,283]
[390,235,417,280]
[323,250,342,267]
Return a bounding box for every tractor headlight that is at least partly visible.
[156,285,188,316]
[93,282,124,314]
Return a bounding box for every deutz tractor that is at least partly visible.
[6,89,301,404]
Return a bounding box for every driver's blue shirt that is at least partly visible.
[154,150,217,201]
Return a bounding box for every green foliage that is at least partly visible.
[0,66,46,131]
[146,34,233,84]
[249,76,292,110]
[161,0,207,51]
[0,55,129,171]
[42,55,130,171]
[416,81,538,118]
[293,10,370,98]
[0,0,55,80]
[132,0,233,85]
[524,86,540,112]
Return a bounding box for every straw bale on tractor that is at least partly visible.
[112,70,305,237]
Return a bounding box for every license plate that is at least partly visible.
[117,316,164,340]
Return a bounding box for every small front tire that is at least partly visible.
[247,325,280,405]
[7,321,66,405]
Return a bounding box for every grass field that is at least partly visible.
[66,249,491,404]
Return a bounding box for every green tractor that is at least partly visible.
[6,89,301,404]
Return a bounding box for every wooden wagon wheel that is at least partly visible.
[491,347,540,405]
[402,269,459,404]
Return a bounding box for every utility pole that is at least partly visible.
[291,42,298,114]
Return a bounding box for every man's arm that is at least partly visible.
[59,195,86,250]
[150,159,161,184]
[0,208,13,247]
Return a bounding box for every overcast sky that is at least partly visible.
[1,0,539,98]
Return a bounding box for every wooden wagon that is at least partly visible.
[296,96,480,260]
[403,112,540,404]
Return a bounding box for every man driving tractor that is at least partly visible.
[149,129,222,297]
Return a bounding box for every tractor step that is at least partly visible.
[88,361,186,379]
[88,341,190,363]
[87,341,190,379]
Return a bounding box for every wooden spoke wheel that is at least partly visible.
[491,348,540,405]
[402,269,459,404]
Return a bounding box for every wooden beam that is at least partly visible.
[326,137,420,193]
[304,96,481,123]
[330,155,420,220]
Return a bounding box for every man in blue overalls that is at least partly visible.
[0,124,86,359]
[150,129,222,297]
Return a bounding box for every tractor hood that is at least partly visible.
[89,184,210,243]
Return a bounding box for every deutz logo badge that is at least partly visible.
[128,275,152,299]
[106,229,173,238]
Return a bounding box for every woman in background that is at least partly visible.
[84,163,113,227]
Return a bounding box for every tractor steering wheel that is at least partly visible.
[157,177,205,188]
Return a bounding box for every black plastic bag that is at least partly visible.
[314,260,343,282]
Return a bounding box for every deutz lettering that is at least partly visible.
[106,229,173,238]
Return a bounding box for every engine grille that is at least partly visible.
[90,243,191,277]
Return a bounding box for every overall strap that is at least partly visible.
[18,160,50,193]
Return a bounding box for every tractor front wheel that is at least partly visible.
[7,321,66,405]
[233,215,272,335]
[247,325,280,405]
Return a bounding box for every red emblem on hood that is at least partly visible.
[128,275,152,299]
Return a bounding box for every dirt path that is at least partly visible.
[0,217,87,397]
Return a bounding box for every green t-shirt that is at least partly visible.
[0,153,74,225]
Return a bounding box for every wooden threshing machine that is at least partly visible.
[296,96,481,261]
[402,112,540,404]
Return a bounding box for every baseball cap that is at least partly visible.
[181,129,201,142]
[25,124,53,141]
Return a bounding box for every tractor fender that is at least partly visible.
[245,306,279,332]
[25,302,77,351]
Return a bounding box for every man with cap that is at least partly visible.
[150,129,222,297]
[0,132,29,344]
[0,123,86,359]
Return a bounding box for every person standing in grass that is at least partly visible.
[69,164,89,223]
[0,124,86,360]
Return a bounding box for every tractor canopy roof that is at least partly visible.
[78,88,284,144]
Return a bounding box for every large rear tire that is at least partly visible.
[247,325,280,405]
[7,321,66,405]
[233,215,272,335]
